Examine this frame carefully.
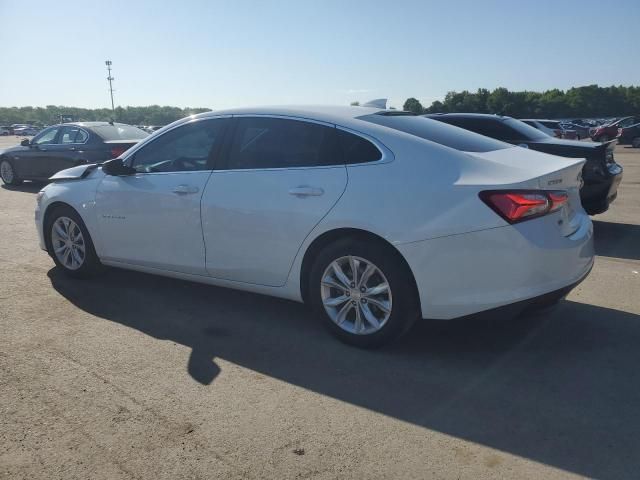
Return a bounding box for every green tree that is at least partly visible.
[403,97,424,114]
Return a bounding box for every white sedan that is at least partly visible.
[35,105,594,347]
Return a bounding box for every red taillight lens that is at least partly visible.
[110,146,127,158]
[479,190,568,224]
[548,191,569,212]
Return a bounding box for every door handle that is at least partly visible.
[288,186,324,197]
[172,184,200,195]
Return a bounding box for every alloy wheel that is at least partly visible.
[51,217,86,270]
[320,255,392,335]
[0,161,14,184]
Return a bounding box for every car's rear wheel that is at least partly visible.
[632,137,640,148]
[0,159,22,186]
[309,238,419,348]
[46,205,102,278]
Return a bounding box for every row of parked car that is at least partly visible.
[587,115,640,146]
[0,124,43,136]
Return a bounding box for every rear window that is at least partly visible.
[540,121,560,129]
[92,124,149,141]
[358,114,509,152]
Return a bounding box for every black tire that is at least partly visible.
[308,237,420,348]
[45,205,102,278]
[632,137,640,148]
[0,158,23,186]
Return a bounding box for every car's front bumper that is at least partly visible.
[34,202,47,252]
[396,212,594,320]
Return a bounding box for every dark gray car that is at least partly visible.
[0,122,148,185]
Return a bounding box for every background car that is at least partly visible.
[590,116,640,142]
[14,126,40,136]
[35,106,593,348]
[0,126,10,136]
[425,113,623,215]
[561,122,590,140]
[617,123,640,148]
[0,122,148,185]
[521,119,566,138]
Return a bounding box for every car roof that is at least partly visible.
[520,119,559,122]
[194,105,388,125]
[424,113,508,120]
[65,122,132,128]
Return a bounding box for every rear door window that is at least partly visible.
[225,117,341,169]
[59,126,88,144]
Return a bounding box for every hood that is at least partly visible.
[49,163,103,181]
[0,144,27,155]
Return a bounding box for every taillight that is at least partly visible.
[479,190,568,224]
[110,146,127,158]
[547,191,569,212]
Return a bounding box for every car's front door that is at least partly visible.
[14,126,61,179]
[201,116,348,286]
[94,117,229,275]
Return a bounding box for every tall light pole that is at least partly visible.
[105,60,115,118]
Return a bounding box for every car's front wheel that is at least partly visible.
[309,238,419,348]
[0,159,22,186]
[45,205,102,277]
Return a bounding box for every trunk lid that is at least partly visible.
[467,146,586,237]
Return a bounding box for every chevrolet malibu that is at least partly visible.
[35,106,594,347]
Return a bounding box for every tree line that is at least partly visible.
[402,85,640,119]
[0,105,211,126]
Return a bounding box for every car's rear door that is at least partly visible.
[95,117,229,275]
[201,116,347,286]
[40,125,91,175]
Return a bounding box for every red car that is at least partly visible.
[590,116,640,142]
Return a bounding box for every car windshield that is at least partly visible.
[503,118,548,140]
[358,114,510,152]
[92,124,149,141]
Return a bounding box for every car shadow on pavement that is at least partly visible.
[593,220,640,261]
[48,266,640,479]
[1,181,43,193]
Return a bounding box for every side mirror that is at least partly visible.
[101,158,136,176]
[20,139,30,147]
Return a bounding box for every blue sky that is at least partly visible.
[0,0,638,109]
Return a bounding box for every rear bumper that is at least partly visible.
[581,163,623,215]
[396,212,594,320]
[452,263,592,322]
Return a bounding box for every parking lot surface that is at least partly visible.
[1,136,639,479]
